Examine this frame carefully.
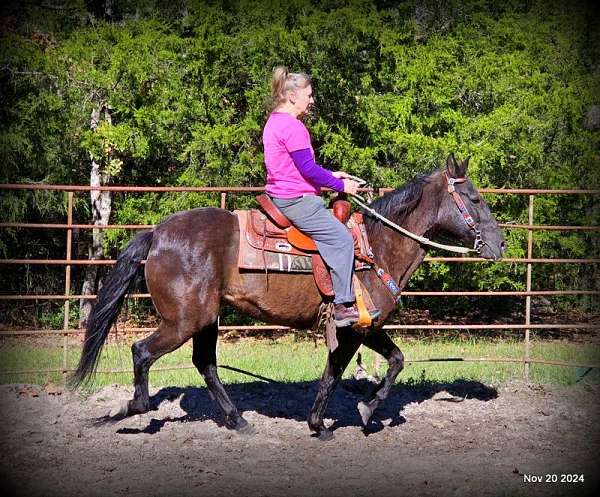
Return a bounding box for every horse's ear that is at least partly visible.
[459,156,471,176]
[446,153,459,177]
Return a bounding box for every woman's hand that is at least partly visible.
[334,170,361,193]
[332,171,351,179]
[342,178,359,195]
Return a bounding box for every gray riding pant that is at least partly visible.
[272,195,355,304]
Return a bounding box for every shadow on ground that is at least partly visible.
[103,378,497,437]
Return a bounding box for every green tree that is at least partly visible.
[1,0,597,328]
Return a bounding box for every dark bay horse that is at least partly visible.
[72,155,505,440]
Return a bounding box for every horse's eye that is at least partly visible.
[461,192,480,203]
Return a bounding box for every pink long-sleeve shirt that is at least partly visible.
[263,112,342,198]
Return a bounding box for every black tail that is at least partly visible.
[69,230,154,388]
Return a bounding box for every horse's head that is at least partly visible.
[434,154,506,261]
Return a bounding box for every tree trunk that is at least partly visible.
[79,106,112,328]
[104,0,113,21]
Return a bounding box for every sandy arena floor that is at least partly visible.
[1,379,599,497]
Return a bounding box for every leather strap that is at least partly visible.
[255,194,292,228]
[353,275,372,327]
[444,172,485,253]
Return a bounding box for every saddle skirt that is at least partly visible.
[235,203,374,297]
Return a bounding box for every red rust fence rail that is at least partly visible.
[1,184,599,381]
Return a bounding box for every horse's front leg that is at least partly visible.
[308,330,363,441]
[357,331,404,426]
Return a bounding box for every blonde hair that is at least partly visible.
[270,65,311,110]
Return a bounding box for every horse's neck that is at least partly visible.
[368,205,435,290]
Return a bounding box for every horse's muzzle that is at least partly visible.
[480,240,506,261]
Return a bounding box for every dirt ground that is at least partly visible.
[0,378,598,497]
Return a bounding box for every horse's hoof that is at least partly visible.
[235,422,257,436]
[357,401,373,426]
[125,399,150,417]
[316,429,334,442]
[106,401,131,420]
[119,401,132,417]
[232,417,256,436]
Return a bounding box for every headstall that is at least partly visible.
[444,172,485,254]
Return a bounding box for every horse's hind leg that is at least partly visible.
[127,319,195,416]
[192,322,254,434]
[308,330,363,441]
[357,331,404,426]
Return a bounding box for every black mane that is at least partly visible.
[364,171,434,234]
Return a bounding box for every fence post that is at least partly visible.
[62,191,73,383]
[524,194,534,380]
[220,192,227,210]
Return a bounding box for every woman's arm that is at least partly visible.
[290,148,344,192]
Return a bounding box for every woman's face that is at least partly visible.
[291,84,314,116]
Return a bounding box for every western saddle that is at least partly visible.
[255,193,352,251]
[252,193,374,271]
[236,194,376,326]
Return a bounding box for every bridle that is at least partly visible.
[348,171,488,304]
[444,171,486,254]
[349,170,488,255]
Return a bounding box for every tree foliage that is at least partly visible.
[1,0,598,325]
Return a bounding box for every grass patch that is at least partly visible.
[0,335,598,391]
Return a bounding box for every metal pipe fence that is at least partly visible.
[1,184,599,380]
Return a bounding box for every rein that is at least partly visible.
[349,196,473,255]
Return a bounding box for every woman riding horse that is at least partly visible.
[263,66,380,327]
[70,74,505,439]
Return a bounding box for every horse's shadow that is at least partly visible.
[106,377,497,437]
